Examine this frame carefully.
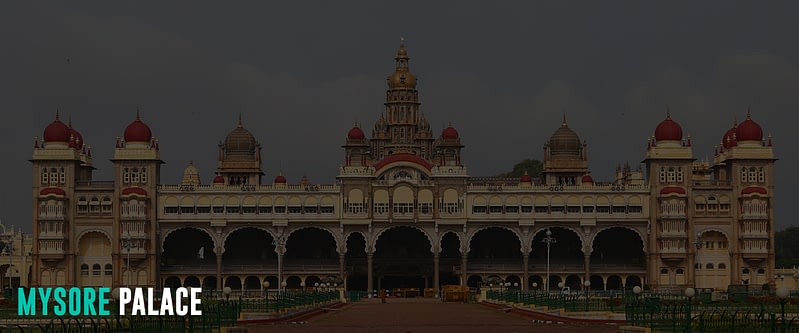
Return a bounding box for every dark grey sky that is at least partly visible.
[2,1,797,232]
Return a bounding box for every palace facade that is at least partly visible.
[29,41,776,294]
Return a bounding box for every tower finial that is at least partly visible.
[665,105,671,119]
[68,114,72,127]
[55,109,60,121]
[733,114,738,126]
[238,113,243,127]
[136,106,141,120]
[562,111,567,126]
[746,105,752,119]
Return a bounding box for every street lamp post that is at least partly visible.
[694,233,702,289]
[685,287,695,333]
[542,229,557,293]
[584,280,592,311]
[777,286,789,333]
[121,235,132,286]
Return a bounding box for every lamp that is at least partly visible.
[542,229,557,293]
[223,286,232,301]
[685,287,695,332]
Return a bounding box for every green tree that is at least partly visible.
[776,226,799,267]
[496,159,543,178]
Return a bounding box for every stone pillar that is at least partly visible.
[433,252,440,296]
[584,254,591,282]
[460,254,468,286]
[522,253,530,291]
[216,253,223,290]
[277,253,284,290]
[339,252,346,286]
[367,252,374,298]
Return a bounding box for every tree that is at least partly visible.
[496,159,543,178]
[775,226,799,268]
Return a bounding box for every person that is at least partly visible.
[380,289,386,303]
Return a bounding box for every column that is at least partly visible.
[216,253,223,290]
[277,253,284,290]
[460,253,468,287]
[433,253,440,296]
[367,252,374,298]
[584,254,591,283]
[339,252,346,284]
[522,253,530,291]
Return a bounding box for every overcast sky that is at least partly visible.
[1,1,797,232]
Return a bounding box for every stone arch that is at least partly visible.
[285,225,342,253]
[438,230,464,252]
[696,227,730,240]
[531,226,585,251]
[589,225,647,253]
[222,226,277,246]
[76,229,112,247]
[466,226,523,253]
[161,226,219,251]
[372,225,435,254]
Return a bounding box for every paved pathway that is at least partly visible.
[244,298,620,333]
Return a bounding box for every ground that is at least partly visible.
[243,298,621,333]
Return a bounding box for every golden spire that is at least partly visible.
[238,113,243,127]
[665,105,671,119]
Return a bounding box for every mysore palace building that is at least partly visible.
[27,41,777,295]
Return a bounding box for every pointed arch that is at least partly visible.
[161,226,219,251]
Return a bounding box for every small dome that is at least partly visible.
[213,175,225,184]
[549,117,581,156]
[347,126,365,140]
[582,174,594,183]
[736,112,763,142]
[124,113,153,142]
[69,127,83,148]
[224,118,257,159]
[722,121,738,149]
[43,113,71,142]
[386,40,417,89]
[181,161,201,186]
[274,174,287,184]
[654,112,683,141]
[520,171,533,183]
[442,125,459,140]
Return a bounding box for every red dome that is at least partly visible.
[582,174,594,183]
[213,175,225,184]
[274,174,287,183]
[69,127,83,148]
[347,126,365,140]
[654,112,683,141]
[520,172,533,183]
[43,115,71,142]
[442,126,459,140]
[736,113,763,142]
[124,114,153,142]
[722,124,737,149]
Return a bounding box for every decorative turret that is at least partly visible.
[541,114,588,185]
[215,115,264,185]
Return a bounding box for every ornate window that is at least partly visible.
[123,168,130,183]
[92,264,101,276]
[81,264,89,276]
[104,264,113,275]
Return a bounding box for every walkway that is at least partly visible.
[244,298,620,333]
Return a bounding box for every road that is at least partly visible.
[243,298,621,333]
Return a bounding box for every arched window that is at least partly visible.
[706,263,714,269]
[757,268,765,274]
[92,264,101,276]
[81,264,89,276]
[742,268,750,274]
[660,268,669,274]
[676,268,684,274]
[104,264,113,275]
[718,263,726,269]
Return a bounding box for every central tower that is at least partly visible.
[370,38,435,161]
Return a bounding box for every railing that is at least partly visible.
[486,289,626,313]
[467,183,650,192]
[158,184,341,192]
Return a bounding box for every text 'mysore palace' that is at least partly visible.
[29,41,776,295]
